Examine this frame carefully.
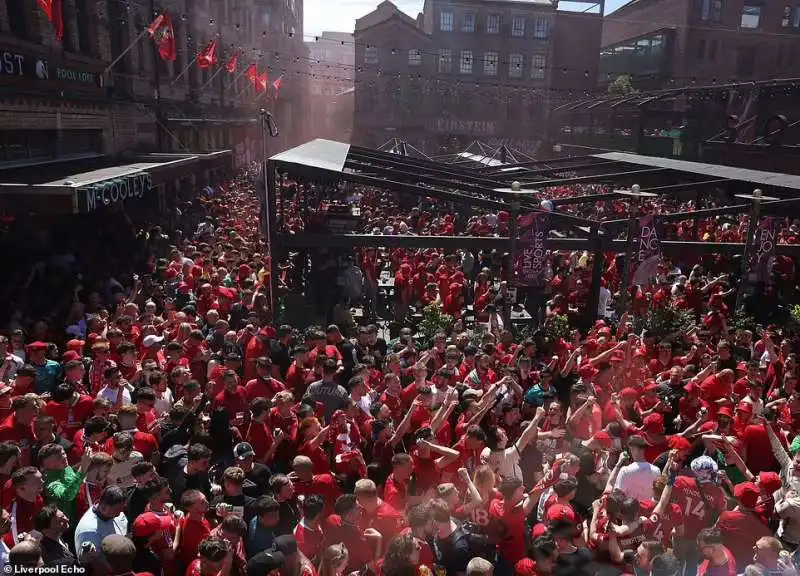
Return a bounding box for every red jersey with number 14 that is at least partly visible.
[671,476,726,539]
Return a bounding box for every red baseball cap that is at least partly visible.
[133,512,162,538]
[545,503,577,524]
[758,471,782,494]
[733,482,759,509]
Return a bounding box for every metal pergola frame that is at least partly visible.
[265,139,800,324]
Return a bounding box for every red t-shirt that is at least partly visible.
[245,420,274,462]
[244,377,285,402]
[297,442,331,475]
[212,388,249,419]
[671,476,727,538]
[293,474,341,516]
[75,481,105,521]
[489,498,528,564]
[716,509,772,569]
[3,496,44,548]
[177,516,212,569]
[639,499,683,549]
[359,501,406,542]
[294,521,325,561]
[0,414,34,466]
[42,396,94,440]
[384,474,408,512]
[104,430,158,461]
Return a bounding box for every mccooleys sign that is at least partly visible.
[78,173,153,213]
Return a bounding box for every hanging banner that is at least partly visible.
[517,212,550,287]
[748,217,779,282]
[631,214,663,286]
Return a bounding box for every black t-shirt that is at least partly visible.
[170,469,212,505]
[211,492,257,523]
[243,463,271,498]
[270,341,291,379]
[717,357,738,373]
[126,486,149,525]
[556,547,596,576]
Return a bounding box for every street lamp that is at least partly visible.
[734,188,778,311]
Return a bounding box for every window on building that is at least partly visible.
[709,39,717,60]
[700,0,711,21]
[534,18,550,39]
[439,48,452,72]
[509,53,523,77]
[408,48,422,66]
[440,10,454,31]
[462,13,476,32]
[486,14,500,34]
[512,16,525,36]
[365,46,378,64]
[5,0,29,39]
[740,4,760,28]
[783,5,791,26]
[484,51,498,76]
[793,6,800,26]
[736,45,756,75]
[460,50,473,73]
[697,38,706,58]
[75,0,92,56]
[531,54,546,79]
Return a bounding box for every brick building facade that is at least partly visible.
[601,0,800,90]
[306,31,355,142]
[353,0,601,156]
[0,0,307,172]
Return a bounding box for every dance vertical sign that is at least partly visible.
[631,215,663,286]
[748,217,779,282]
[518,212,550,286]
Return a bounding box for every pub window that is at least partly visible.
[741,4,760,28]
[711,0,722,22]
[462,13,475,32]
[783,6,791,26]
[460,50,472,74]
[486,14,500,34]
[484,51,498,76]
[700,0,711,21]
[793,6,800,26]
[75,0,92,56]
[408,48,422,66]
[531,54,546,79]
[440,10,454,31]
[736,45,756,75]
[364,46,378,64]
[509,53,523,78]
[512,16,525,37]
[6,0,29,39]
[439,48,452,73]
[534,18,549,39]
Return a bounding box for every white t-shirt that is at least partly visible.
[97,384,133,407]
[597,286,612,317]
[615,461,661,501]
[480,446,522,481]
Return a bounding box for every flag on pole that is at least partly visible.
[147,11,176,61]
[246,63,258,85]
[258,72,268,93]
[37,0,64,40]
[225,52,239,74]
[197,39,218,69]
[748,217,779,282]
[272,74,284,98]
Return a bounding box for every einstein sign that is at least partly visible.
[78,172,152,213]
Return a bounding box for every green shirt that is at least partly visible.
[44,466,85,521]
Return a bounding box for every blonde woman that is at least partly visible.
[318,544,349,576]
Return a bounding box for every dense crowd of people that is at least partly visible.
[1,167,799,576]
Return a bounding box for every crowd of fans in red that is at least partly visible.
[1,172,800,576]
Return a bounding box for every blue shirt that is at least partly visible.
[34,360,61,395]
[74,507,128,559]
[246,516,276,559]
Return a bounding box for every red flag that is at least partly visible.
[272,75,284,98]
[225,52,239,74]
[37,0,64,40]
[147,11,176,61]
[246,63,258,85]
[197,39,218,69]
[258,72,268,93]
